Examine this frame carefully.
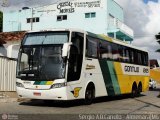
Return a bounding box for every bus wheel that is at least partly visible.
[131,83,137,98]
[84,84,95,105]
[137,83,142,97]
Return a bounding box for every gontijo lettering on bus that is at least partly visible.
[121,63,149,76]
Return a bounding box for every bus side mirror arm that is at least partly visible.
[62,42,72,57]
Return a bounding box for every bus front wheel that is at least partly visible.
[84,84,95,105]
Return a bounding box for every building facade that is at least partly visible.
[0,32,25,58]
[3,0,134,42]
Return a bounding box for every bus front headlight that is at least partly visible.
[50,82,67,89]
[16,82,24,88]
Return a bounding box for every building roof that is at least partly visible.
[0,31,26,44]
[0,35,6,44]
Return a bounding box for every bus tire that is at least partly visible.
[137,82,142,96]
[137,82,142,97]
[131,83,137,98]
[84,83,95,105]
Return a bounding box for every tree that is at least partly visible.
[0,11,3,32]
[155,32,160,52]
[155,32,160,40]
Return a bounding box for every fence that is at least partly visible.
[0,56,17,91]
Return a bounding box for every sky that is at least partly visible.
[115,0,160,60]
[0,0,160,60]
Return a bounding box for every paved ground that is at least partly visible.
[0,92,17,103]
[0,88,160,120]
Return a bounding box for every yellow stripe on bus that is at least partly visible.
[114,62,131,94]
[46,81,54,85]
[99,34,113,42]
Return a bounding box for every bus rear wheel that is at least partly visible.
[137,83,142,97]
[84,85,95,105]
[131,84,138,98]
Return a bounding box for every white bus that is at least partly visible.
[16,29,149,104]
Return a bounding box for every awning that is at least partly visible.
[107,30,133,42]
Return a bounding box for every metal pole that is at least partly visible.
[31,8,33,30]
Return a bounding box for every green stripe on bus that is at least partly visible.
[107,61,121,95]
[99,60,121,96]
[34,81,47,85]
[40,81,47,85]
[34,81,41,85]
[99,59,115,96]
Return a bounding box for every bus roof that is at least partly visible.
[25,28,148,53]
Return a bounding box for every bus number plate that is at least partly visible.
[33,92,41,96]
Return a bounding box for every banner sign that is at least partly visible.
[57,0,101,13]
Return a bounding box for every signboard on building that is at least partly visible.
[36,0,103,15]
[57,0,102,13]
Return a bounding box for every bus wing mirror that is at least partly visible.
[62,43,72,57]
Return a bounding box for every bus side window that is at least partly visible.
[145,53,149,66]
[107,44,112,60]
[123,48,130,63]
[138,52,142,65]
[99,41,112,60]
[112,43,119,61]
[118,45,124,62]
[142,52,148,66]
[134,51,138,65]
[129,49,134,64]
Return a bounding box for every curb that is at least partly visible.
[0,98,17,103]
[0,97,31,103]
[17,98,31,102]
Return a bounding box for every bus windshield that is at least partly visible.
[23,32,69,45]
[16,31,69,80]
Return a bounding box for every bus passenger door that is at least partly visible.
[67,32,84,82]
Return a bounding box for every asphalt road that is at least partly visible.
[0,88,160,120]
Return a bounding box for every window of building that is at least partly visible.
[26,17,40,23]
[36,17,39,22]
[57,16,62,21]
[57,15,67,21]
[33,18,35,23]
[85,12,96,18]
[63,15,67,20]
[27,18,31,23]
[85,13,90,18]
[91,12,96,18]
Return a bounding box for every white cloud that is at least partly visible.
[115,0,160,60]
[145,3,160,34]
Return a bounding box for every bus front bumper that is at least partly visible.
[16,87,68,100]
